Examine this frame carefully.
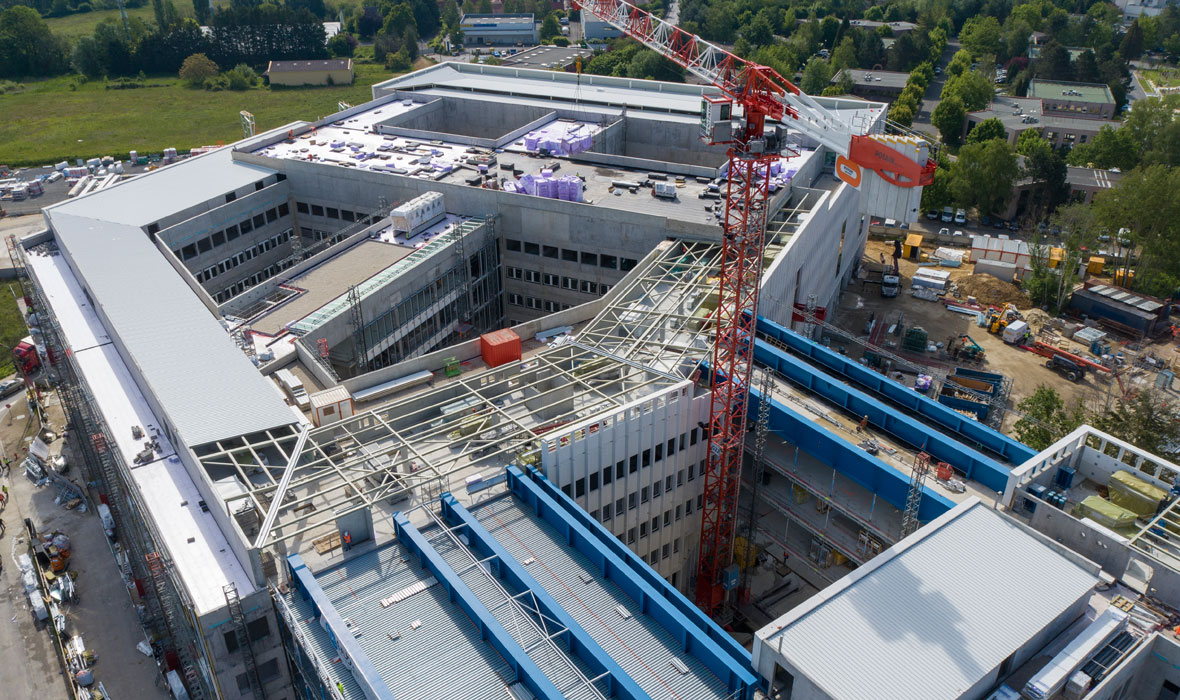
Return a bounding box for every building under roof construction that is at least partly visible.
[15,62,1180,700]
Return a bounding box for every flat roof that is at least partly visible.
[461,12,534,25]
[249,238,416,334]
[757,499,1099,700]
[44,211,296,449]
[1029,79,1115,104]
[969,94,1119,132]
[503,45,594,69]
[23,245,253,615]
[835,69,910,89]
[268,59,351,73]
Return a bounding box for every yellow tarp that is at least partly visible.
[1074,495,1138,535]
[1108,470,1167,517]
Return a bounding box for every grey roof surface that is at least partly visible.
[503,45,594,69]
[461,12,534,25]
[969,94,1118,133]
[1029,79,1115,104]
[312,541,516,700]
[47,211,297,448]
[1066,165,1122,189]
[759,500,1099,700]
[47,146,277,228]
[268,59,351,73]
[471,495,733,700]
[835,69,910,90]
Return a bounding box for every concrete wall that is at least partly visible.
[198,588,291,700]
[382,97,555,142]
[586,113,730,170]
[269,68,353,87]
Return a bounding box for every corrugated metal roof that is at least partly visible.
[472,496,733,700]
[47,146,276,228]
[760,501,1098,700]
[310,386,352,408]
[47,212,296,448]
[314,540,516,700]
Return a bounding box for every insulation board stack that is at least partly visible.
[1108,470,1167,517]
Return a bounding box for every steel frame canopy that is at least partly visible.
[195,241,734,552]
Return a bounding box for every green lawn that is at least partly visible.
[43,5,160,40]
[1142,68,1180,89]
[0,62,401,166]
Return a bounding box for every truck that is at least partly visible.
[12,338,40,376]
[880,274,899,298]
[651,181,677,199]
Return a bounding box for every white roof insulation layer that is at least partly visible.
[758,499,1099,700]
[47,145,276,228]
[45,211,296,449]
[132,457,256,615]
[24,247,110,351]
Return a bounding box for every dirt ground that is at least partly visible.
[829,241,1180,431]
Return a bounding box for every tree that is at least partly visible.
[920,165,951,210]
[1092,393,1180,456]
[830,36,856,71]
[800,56,833,94]
[1123,94,1180,168]
[959,16,1001,58]
[71,36,105,78]
[966,117,1006,144]
[1119,19,1144,60]
[0,6,69,78]
[1074,49,1100,84]
[625,49,683,82]
[1091,165,1180,297]
[327,32,357,57]
[1066,125,1139,170]
[540,13,560,41]
[477,0,491,13]
[888,102,915,126]
[942,70,993,111]
[193,0,211,24]
[1036,41,1073,81]
[744,12,773,48]
[945,48,972,78]
[382,3,416,37]
[179,52,218,86]
[1013,386,1085,450]
[951,139,1018,217]
[1021,134,1069,222]
[931,95,966,145]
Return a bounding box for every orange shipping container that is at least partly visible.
[481,329,521,367]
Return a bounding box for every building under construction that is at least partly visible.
[15,62,1180,700]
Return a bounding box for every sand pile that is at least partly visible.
[955,274,1032,309]
[1023,308,1053,333]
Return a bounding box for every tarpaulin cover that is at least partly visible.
[1075,495,1139,534]
[1108,470,1167,517]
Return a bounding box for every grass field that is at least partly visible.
[43,5,161,39]
[0,61,424,166]
[1142,68,1180,89]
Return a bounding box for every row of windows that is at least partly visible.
[612,497,703,547]
[300,227,351,246]
[196,230,292,284]
[174,203,289,261]
[562,431,700,504]
[211,258,296,304]
[508,294,575,313]
[295,200,361,223]
[505,239,637,272]
[506,267,613,296]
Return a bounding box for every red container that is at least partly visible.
[480,329,521,367]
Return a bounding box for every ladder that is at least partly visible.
[148,552,208,700]
[224,583,266,700]
[901,452,931,537]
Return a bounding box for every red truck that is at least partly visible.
[13,337,41,376]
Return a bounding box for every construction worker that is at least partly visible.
[857,415,870,433]
[342,530,352,552]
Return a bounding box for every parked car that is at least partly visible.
[953,229,966,237]
[993,218,1006,229]
[926,209,940,220]
[954,208,967,224]
[934,65,943,75]
[939,227,950,237]
[1008,220,1019,232]
[0,378,21,398]
[941,207,954,223]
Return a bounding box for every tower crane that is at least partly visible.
[573,0,936,617]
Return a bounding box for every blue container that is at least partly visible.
[1055,467,1076,490]
[1028,483,1049,501]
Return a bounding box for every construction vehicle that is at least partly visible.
[947,334,985,363]
[12,338,40,376]
[881,273,900,298]
[574,0,933,617]
[986,303,1022,335]
[1045,355,1087,382]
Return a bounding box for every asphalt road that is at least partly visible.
[912,39,958,140]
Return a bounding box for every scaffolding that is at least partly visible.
[18,238,213,700]
[224,583,266,700]
[901,452,931,538]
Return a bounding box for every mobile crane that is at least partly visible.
[574,0,935,616]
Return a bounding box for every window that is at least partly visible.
[562,484,572,497]
[341,209,355,222]
[600,284,611,295]
[642,449,651,468]
[616,497,625,514]
[655,443,663,462]
[629,455,638,473]
[212,230,226,247]
[677,470,684,487]
[675,505,682,521]
[580,280,598,294]
[257,658,280,683]
[226,224,240,242]
[651,516,659,533]
[667,438,676,456]
[690,428,698,446]
[266,208,278,223]
[562,248,578,262]
[542,245,558,259]
[326,207,339,219]
[600,254,617,269]
[225,192,236,203]
[685,498,693,515]
[278,203,289,217]
[543,273,558,286]
[589,472,599,491]
[603,465,613,485]
[580,251,597,266]
[697,495,703,509]
[641,486,649,504]
[663,510,671,527]
[562,276,577,290]
[653,481,661,498]
[649,551,659,565]
[640,522,648,538]
[665,476,674,491]
[628,528,636,544]
[296,202,309,214]
[524,242,540,255]
[662,543,670,559]
[679,434,686,452]
[673,537,680,553]
[602,503,612,521]
[504,238,519,252]
[621,257,638,271]
[509,293,523,306]
[310,204,323,216]
[181,244,197,260]
[197,237,212,253]
[590,509,599,521]
[616,460,625,479]
[253,214,265,229]
[628,493,637,510]
[575,478,586,498]
[525,269,541,283]
[688,463,695,481]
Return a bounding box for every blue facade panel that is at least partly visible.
[756,316,1036,465]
